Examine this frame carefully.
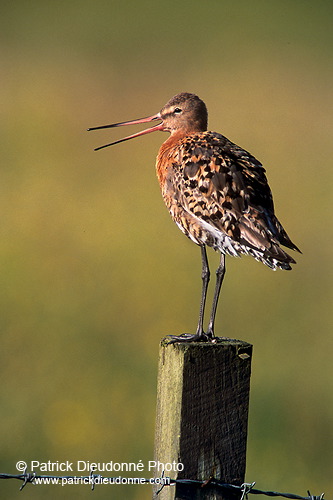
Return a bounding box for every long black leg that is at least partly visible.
[165,245,211,344]
[206,253,225,338]
[195,245,210,338]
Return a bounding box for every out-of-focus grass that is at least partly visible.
[1,1,333,498]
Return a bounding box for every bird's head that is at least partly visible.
[88,93,208,151]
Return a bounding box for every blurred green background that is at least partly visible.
[1,1,332,498]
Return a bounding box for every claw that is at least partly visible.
[164,332,214,344]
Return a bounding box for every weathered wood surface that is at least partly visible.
[153,338,252,500]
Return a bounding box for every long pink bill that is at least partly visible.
[88,113,163,151]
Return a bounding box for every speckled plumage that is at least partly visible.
[89,92,301,341]
[157,129,299,271]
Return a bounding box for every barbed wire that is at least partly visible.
[0,468,325,500]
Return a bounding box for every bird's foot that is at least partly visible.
[164,331,215,345]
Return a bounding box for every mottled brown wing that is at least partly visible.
[178,131,299,254]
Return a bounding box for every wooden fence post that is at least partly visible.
[153,338,252,500]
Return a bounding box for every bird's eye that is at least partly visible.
[174,107,182,114]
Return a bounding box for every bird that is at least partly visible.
[88,92,301,342]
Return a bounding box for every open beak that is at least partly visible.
[88,113,163,151]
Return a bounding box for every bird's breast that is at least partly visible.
[155,132,185,187]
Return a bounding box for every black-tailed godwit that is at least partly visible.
[88,93,300,342]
